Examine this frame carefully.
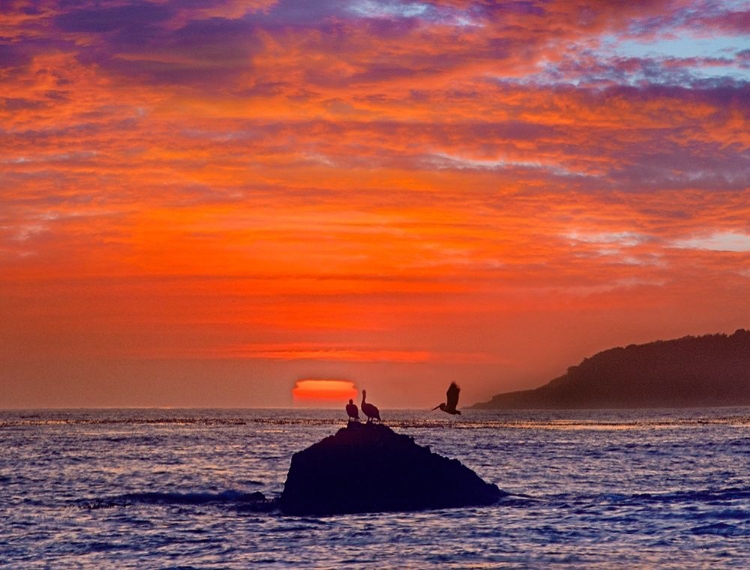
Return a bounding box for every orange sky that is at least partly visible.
[1,0,749,408]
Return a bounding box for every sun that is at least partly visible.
[292,379,358,407]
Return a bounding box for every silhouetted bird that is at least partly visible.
[346,399,360,422]
[361,389,381,423]
[432,382,461,415]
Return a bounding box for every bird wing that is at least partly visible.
[446,382,460,409]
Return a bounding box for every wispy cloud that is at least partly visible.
[1,0,749,406]
[673,232,750,252]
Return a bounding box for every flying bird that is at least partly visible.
[346,399,360,422]
[361,389,381,423]
[432,382,461,415]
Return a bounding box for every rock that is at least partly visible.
[279,422,506,515]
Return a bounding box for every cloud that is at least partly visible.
[673,232,750,252]
[54,3,174,34]
[2,0,750,406]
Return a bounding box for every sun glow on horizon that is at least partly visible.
[292,379,359,407]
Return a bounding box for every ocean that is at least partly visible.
[2,407,749,568]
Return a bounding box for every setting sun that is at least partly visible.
[292,380,358,407]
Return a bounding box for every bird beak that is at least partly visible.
[431,405,440,410]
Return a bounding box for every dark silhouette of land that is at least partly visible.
[433,381,462,414]
[279,422,505,515]
[473,329,750,409]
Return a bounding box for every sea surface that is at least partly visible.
[2,407,749,568]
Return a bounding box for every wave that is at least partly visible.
[545,487,750,512]
[78,489,277,512]
[631,487,750,504]
[691,522,750,537]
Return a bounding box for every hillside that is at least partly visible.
[473,330,750,409]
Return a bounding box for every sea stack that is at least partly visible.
[279,422,505,515]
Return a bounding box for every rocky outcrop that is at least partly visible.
[279,422,505,516]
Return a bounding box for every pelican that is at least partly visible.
[361,389,381,423]
[432,382,461,415]
[346,399,360,422]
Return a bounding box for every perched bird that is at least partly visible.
[346,399,360,422]
[432,382,461,415]
[361,389,381,423]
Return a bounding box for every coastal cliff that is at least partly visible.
[474,330,750,409]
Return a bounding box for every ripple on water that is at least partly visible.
[2,407,750,568]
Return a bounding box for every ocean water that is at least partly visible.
[2,407,749,568]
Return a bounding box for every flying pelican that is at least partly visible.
[432,382,461,415]
[346,399,360,422]
[361,389,381,423]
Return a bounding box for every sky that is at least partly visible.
[1,0,749,409]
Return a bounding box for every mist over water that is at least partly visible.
[2,408,749,568]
